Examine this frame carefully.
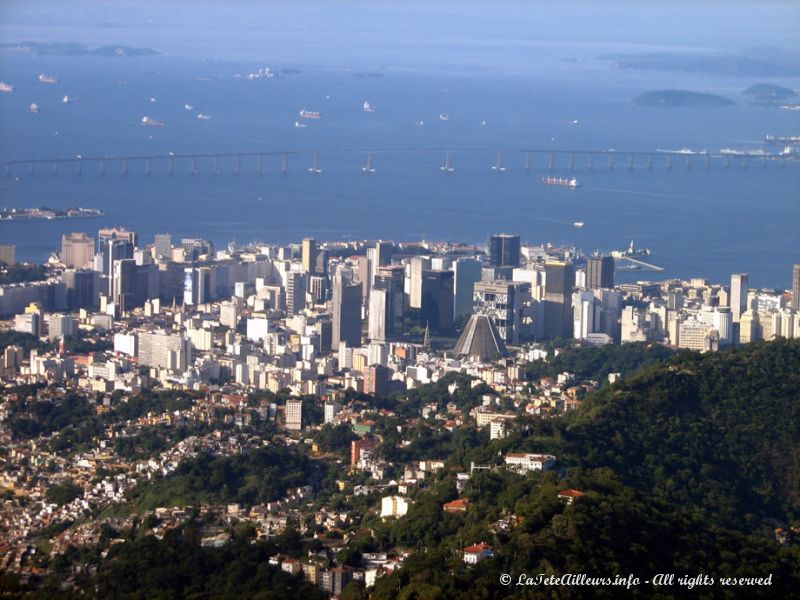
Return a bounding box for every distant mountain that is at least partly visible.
[598,48,800,77]
[0,41,160,57]
[634,89,735,107]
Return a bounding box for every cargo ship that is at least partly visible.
[38,73,58,84]
[0,82,14,93]
[543,176,579,188]
[299,108,321,119]
[141,116,165,126]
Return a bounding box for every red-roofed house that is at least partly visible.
[443,498,470,513]
[463,542,494,564]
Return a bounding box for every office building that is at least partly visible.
[285,399,303,431]
[301,238,316,274]
[473,280,531,344]
[183,266,212,306]
[543,261,575,339]
[420,269,454,333]
[374,265,405,336]
[585,255,615,290]
[368,288,390,341]
[730,273,749,323]
[63,269,98,310]
[154,234,172,260]
[48,314,76,341]
[793,264,800,312]
[453,258,483,318]
[488,234,521,268]
[61,233,95,268]
[365,364,392,396]
[112,259,138,313]
[408,256,429,309]
[285,270,307,317]
[332,274,362,347]
[137,330,192,371]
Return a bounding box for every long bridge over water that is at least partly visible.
[3,147,795,177]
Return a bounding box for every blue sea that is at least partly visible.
[0,1,798,289]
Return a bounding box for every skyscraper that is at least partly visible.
[420,269,454,333]
[586,255,615,290]
[112,259,138,312]
[473,280,531,344]
[453,258,483,318]
[488,234,521,268]
[543,261,575,339]
[368,288,389,341]
[793,264,800,312]
[407,256,429,309]
[332,274,362,348]
[63,269,98,310]
[374,265,405,336]
[730,273,749,323]
[61,233,95,268]
[285,270,307,317]
[302,238,316,274]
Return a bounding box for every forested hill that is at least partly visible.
[559,338,800,531]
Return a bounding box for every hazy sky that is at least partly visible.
[1,1,799,69]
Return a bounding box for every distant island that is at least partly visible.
[598,47,800,77]
[633,90,735,107]
[0,207,104,221]
[742,83,797,102]
[0,41,159,57]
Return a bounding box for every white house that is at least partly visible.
[504,453,556,473]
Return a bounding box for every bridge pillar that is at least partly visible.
[666,155,672,170]
[28,161,34,177]
[235,155,241,175]
[168,156,174,175]
[569,153,575,171]
[524,152,532,172]
[191,158,198,175]
[704,154,710,169]
[282,153,289,173]
[99,159,105,176]
[724,155,730,169]
[646,155,653,170]
[256,155,263,175]
[52,162,58,177]
[742,157,748,169]
[628,155,634,170]
[685,156,692,170]
[3,163,8,177]
[76,159,81,176]
[213,156,219,175]
[588,154,593,171]
[145,158,151,175]
[548,153,554,171]
[122,159,128,176]
[608,154,614,170]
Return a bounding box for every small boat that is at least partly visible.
[61,95,77,104]
[196,113,211,120]
[184,103,194,110]
[363,101,376,113]
[149,97,157,103]
[30,102,40,113]
[38,73,58,84]
[299,108,321,119]
[0,82,14,93]
[294,121,307,128]
[573,222,585,228]
[438,113,449,121]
